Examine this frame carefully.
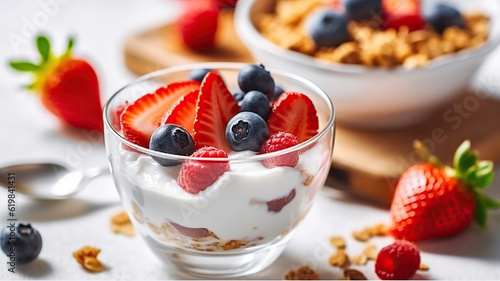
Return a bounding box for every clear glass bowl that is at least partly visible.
[103,63,335,277]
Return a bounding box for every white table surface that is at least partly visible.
[1,1,500,280]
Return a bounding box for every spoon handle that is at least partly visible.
[84,166,110,180]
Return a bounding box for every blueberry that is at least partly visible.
[188,68,212,82]
[226,112,269,152]
[149,124,195,166]
[425,3,465,34]
[1,222,42,264]
[305,8,349,48]
[240,90,270,120]
[342,0,382,21]
[272,85,285,101]
[238,64,275,100]
[232,91,245,105]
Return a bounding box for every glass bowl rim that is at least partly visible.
[103,62,335,163]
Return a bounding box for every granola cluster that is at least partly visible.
[110,210,135,236]
[256,0,489,68]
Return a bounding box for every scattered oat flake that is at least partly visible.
[362,243,377,260]
[352,230,370,242]
[329,236,346,249]
[284,265,319,280]
[73,246,105,272]
[350,254,368,265]
[419,263,430,271]
[329,249,349,267]
[343,269,367,280]
[353,223,388,241]
[111,210,135,236]
[83,257,105,272]
[372,223,388,236]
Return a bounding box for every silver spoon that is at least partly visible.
[0,163,109,200]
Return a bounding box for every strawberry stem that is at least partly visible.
[413,140,442,167]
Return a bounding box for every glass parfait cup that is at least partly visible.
[103,63,335,277]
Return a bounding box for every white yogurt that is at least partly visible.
[114,142,330,251]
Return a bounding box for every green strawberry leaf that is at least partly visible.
[484,196,500,210]
[453,140,478,177]
[9,61,41,72]
[62,37,75,58]
[36,35,51,63]
[464,161,494,189]
[24,81,37,90]
[472,187,488,229]
[67,37,74,52]
[472,161,494,188]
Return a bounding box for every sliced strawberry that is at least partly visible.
[382,0,425,31]
[169,222,215,239]
[192,71,239,153]
[111,101,129,131]
[121,81,200,147]
[267,92,319,143]
[163,88,199,136]
[266,189,296,213]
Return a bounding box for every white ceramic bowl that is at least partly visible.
[235,0,500,128]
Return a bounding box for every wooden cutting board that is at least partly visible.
[123,11,500,207]
[328,96,500,206]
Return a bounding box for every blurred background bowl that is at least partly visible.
[235,0,500,129]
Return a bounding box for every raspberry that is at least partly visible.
[177,146,230,194]
[375,240,421,280]
[260,132,299,168]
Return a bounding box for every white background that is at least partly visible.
[1,0,500,280]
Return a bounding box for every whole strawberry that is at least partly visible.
[10,36,103,131]
[382,0,426,31]
[178,2,219,52]
[390,140,500,242]
[211,0,238,10]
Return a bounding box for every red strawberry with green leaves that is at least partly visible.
[192,71,239,153]
[9,35,103,131]
[178,1,219,52]
[267,92,319,143]
[211,0,238,10]
[390,140,500,242]
[121,81,200,148]
[382,0,425,31]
